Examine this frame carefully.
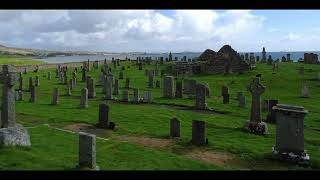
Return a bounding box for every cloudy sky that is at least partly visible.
[0,10,319,53]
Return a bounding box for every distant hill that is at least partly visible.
[0,44,103,57]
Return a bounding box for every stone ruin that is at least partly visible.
[0,65,31,147]
[174,45,250,75]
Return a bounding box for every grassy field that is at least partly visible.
[0,60,319,170]
[0,55,46,66]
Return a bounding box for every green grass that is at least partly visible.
[0,55,46,66]
[1,60,320,170]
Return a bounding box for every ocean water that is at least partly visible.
[35,51,320,64]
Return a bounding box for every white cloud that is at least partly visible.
[283,32,302,41]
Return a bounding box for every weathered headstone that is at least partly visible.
[175,81,183,98]
[48,72,51,80]
[96,104,109,128]
[163,76,174,98]
[51,88,59,105]
[244,77,268,135]
[105,80,113,100]
[272,104,309,164]
[122,89,129,102]
[0,65,31,147]
[87,78,96,99]
[192,120,206,145]
[125,78,130,89]
[266,99,278,123]
[29,85,36,103]
[133,88,139,103]
[143,91,153,103]
[78,132,99,170]
[170,117,180,138]
[80,88,88,108]
[195,83,207,110]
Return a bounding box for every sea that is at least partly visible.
[34,51,320,64]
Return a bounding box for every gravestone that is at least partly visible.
[244,77,268,135]
[266,99,279,123]
[133,88,139,103]
[301,84,309,98]
[82,68,87,82]
[143,91,153,103]
[155,80,160,88]
[29,85,36,102]
[239,94,246,108]
[51,88,59,105]
[148,74,154,88]
[163,76,174,98]
[72,75,77,87]
[272,104,309,164]
[105,80,113,100]
[29,77,33,92]
[80,88,88,108]
[192,120,206,145]
[175,81,183,98]
[122,89,129,102]
[119,71,123,80]
[87,78,96,99]
[0,65,31,147]
[125,78,130,89]
[96,104,109,128]
[19,76,23,91]
[48,72,51,80]
[78,132,99,170]
[66,85,72,96]
[195,83,207,110]
[113,79,119,95]
[170,117,180,138]
[18,90,24,101]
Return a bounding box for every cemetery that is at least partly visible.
[0,49,320,171]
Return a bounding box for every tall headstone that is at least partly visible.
[87,78,96,99]
[163,76,174,98]
[192,120,206,145]
[244,77,268,135]
[96,104,109,128]
[51,88,59,105]
[170,117,180,138]
[262,47,267,63]
[0,65,31,147]
[195,83,207,110]
[272,104,309,164]
[80,88,88,108]
[78,132,99,170]
[175,81,183,98]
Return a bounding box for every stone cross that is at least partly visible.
[170,117,180,138]
[0,65,17,128]
[78,132,99,170]
[248,77,266,123]
[192,120,206,145]
[195,83,207,110]
[80,88,88,108]
[97,104,109,128]
[51,88,59,105]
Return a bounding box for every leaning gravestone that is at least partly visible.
[80,88,88,108]
[192,120,206,145]
[170,117,180,138]
[77,132,99,170]
[195,83,207,110]
[51,88,59,105]
[96,104,109,128]
[0,65,31,147]
[272,104,309,165]
[163,76,174,98]
[244,77,268,135]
